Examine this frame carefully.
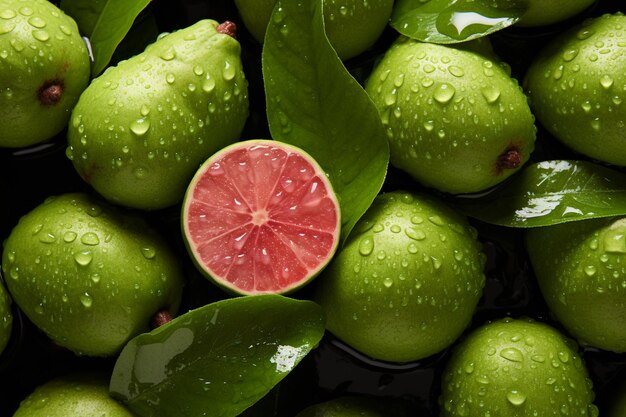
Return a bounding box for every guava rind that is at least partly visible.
[1,193,184,357]
[526,217,626,352]
[67,19,249,210]
[365,37,536,194]
[13,373,135,417]
[517,0,596,27]
[0,0,90,148]
[440,318,598,417]
[524,13,626,166]
[314,190,486,363]
[234,0,394,60]
[0,278,12,355]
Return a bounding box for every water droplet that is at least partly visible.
[433,83,455,104]
[74,251,93,266]
[383,277,393,288]
[18,6,33,16]
[506,390,526,406]
[0,20,14,34]
[63,231,77,243]
[428,216,444,226]
[0,9,16,19]
[584,265,596,276]
[80,293,93,308]
[405,227,426,241]
[359,237,374,256]
[130,118,150,136]
[448,65,464,77]
[605,231,626,253]
[499,347,523,362]
[600,75,614,89]
[223,61,236,81]
[28,17,46,28]
[577,28,594,40]
[562,48,579,62]
[160,48,176,61]
[81,232,100,246]
[203,77,216,93]
[32,30,50,42]
[581,101,592,113]
[481,86,501,104]
[39,232,56,243]
[59,24,71,35]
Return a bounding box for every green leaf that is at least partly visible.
[453,160,626,228]
[60,0,151,76]
[262,0,389,246]
[109,295,325,417]
[390,0,529,44]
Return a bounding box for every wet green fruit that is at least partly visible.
[13,373,136,417]
[0,278,12,355]
[67,19,249,210]
[517,0,596,27]
[0,0,90,148]
[1,193,184,357]
[365,37,536,194]
[526,217,626,353]
[234,0,394,60]
[314,191,485,363]
[440,317,598,417]
[524,13,626,166]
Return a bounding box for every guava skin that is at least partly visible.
[314,191,486,363]
[0,0,91,148]
[1,193,184,357]
[234,0,394,60]
[524,14,626,166]
[67,19,249,210]
[0,278,12,355]
[526,217,626,353]
[365,37,536,195]
[440,318,598,417]
[517,0,597,27]
[13,373,136,417]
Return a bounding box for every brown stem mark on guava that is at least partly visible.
[495,144,523,175]
[216,21,237,39]
[38,79,64,105]
[151,308,173,329]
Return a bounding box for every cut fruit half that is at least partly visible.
[182,139,341,295]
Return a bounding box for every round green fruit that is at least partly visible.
[1,193,184,357]
[234,0,394,60]
[517,0,596,27]
[67,19,249,210]
[13,373,136,417]
[0,0,91,148]
[524,13,626,166]
[0,278,12,355]
[313,191,486,363]
[440,317,598,417]
[365,37,536,194]
[526,216,626,352]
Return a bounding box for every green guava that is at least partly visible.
[365,37,536,195]
[0,0,91,148]
[0,278,12,355]
[313,190,486,363]
[234,0,394,60]
[524,13,626,166]
[440,317,598,417]
[1,193,184,357]
[67,19,249,210]
[526,216,626,352]
[13,372,136,417]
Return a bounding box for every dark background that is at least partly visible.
[1,0,625,415]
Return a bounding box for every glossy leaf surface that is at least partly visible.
[109,295,325,417]
[453,160,626,227]
[263,0,389,246]
[391,0,528,44]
